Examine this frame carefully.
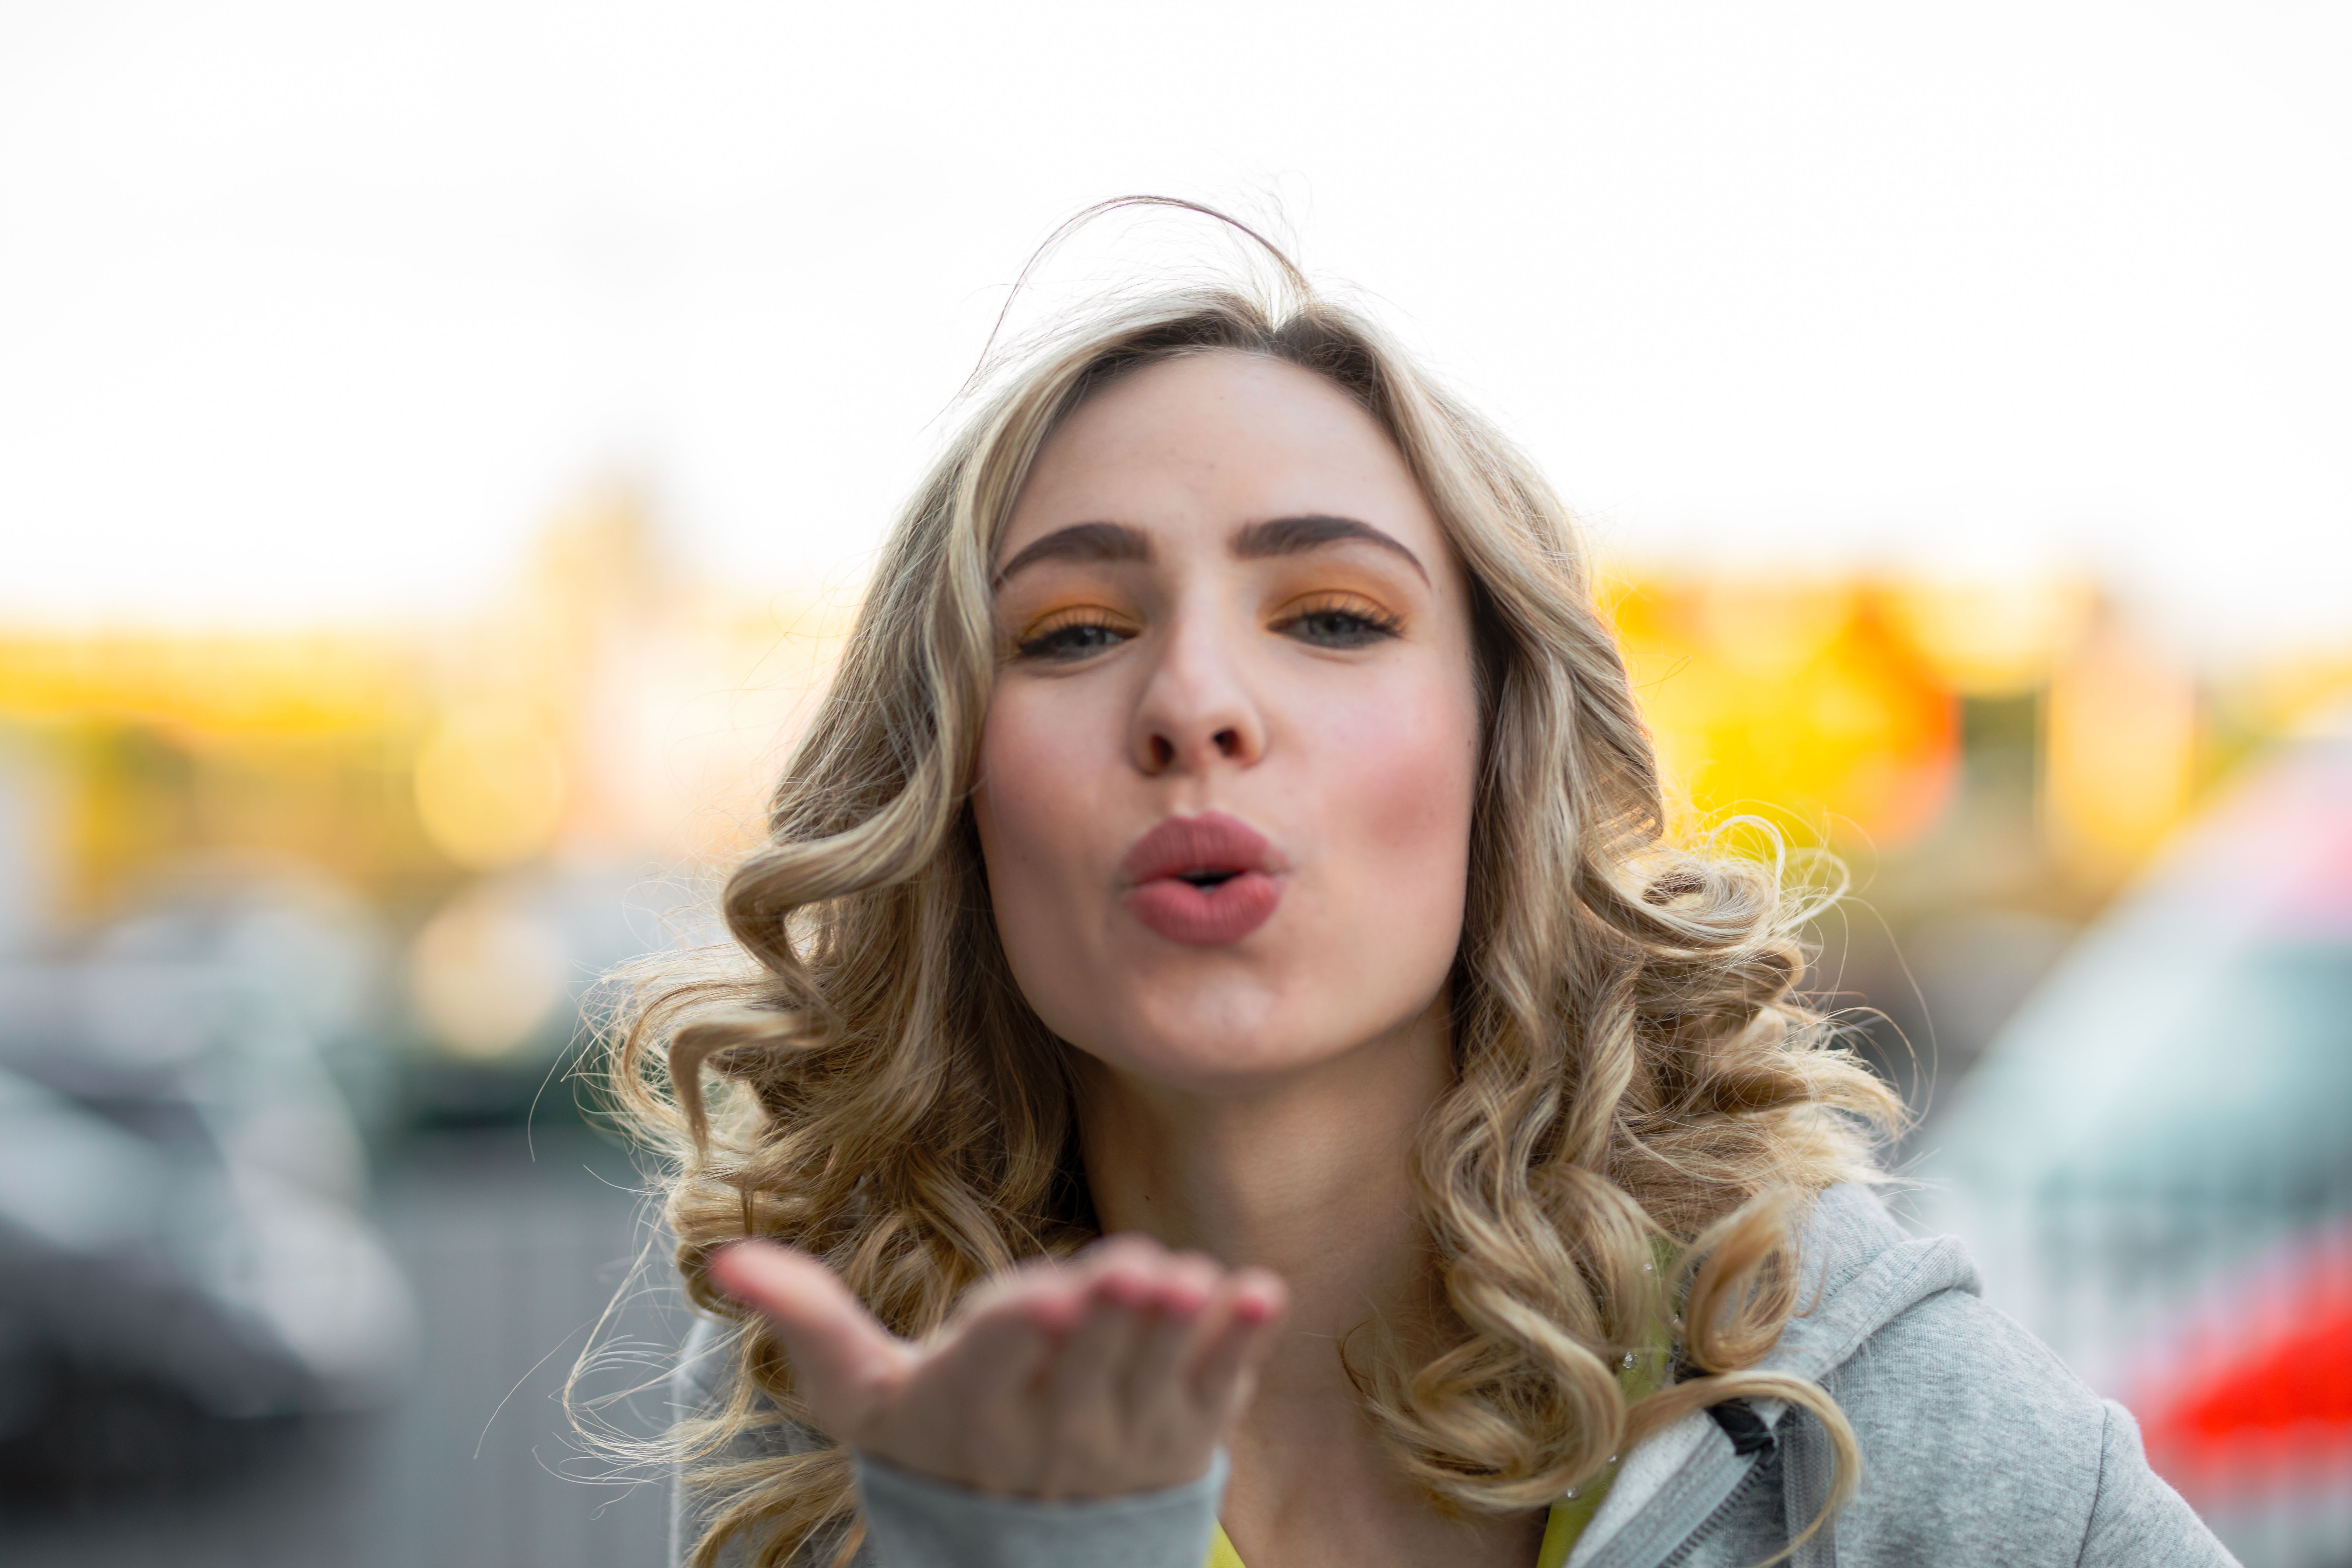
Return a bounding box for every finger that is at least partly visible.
[708,1241,909,1438]
[1187,1268,1288,1421]
[1122,1253,1222,1414]
[1039,1277,1151,1472]
[1073,1233,1174,1307]
[952,1254,1096,1338]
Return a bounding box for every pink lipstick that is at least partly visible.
[1119,812,1286,946]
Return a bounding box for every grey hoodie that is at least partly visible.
[672,1185,2235,1567]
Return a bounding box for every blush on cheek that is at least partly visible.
[1348,682,1479,860]
[1268,687,1475,1064]
[973,694,1114,1040]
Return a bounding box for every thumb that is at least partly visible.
[710,1241,909,1439]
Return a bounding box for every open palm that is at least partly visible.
[711,1234,1288,1499]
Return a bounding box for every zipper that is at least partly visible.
[1650,1453,1773,1568]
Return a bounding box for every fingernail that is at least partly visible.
[1096,1269,1150,1308]
[707,1241,751,1290]
[1032,1299,1085,1333]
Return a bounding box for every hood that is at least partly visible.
[1768,1182,1981,1382]
[1566,1183,1979,1568]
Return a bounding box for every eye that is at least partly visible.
[1274,595,1403,650]
[1013,612,1133,663]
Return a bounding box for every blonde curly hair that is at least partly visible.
[607,218,1897,1568]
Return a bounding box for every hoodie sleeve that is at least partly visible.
[671,1317,1227,1568]
[2073,1402,2238,1568]
[853,1450,1228,1568]
[670,1319,835,1568]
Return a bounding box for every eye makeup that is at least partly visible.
[1268,590,1406,649]
[1011,604,1139,662]
[995,524,1428,669]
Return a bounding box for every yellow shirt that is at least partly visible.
[1206,1472,1608,1568]
[1204,1329,1661,1568]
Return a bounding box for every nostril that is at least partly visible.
[1214,728,1241,757]
[1149,735,1176,770]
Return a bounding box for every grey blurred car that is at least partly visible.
[0,956,414,1497]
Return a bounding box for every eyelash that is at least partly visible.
[1009,597,1405,663]
[1014,613,1132,663]
[1272,595,1404,649]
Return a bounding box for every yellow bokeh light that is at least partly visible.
[407,881,569,1060]
[1884,581,2096,699]
[412,710,566,870]
[1693,578,1850,680]
[1612,579,1959,849]
[0,632,412,738]
[2044,622,2198,883]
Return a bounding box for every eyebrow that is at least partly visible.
[991,512,1428,588]
[993,522,1152,586]
[1233,514,1428,583]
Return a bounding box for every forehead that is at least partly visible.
[1000,351,1444,562]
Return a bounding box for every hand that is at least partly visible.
[709,1233,1288,1500]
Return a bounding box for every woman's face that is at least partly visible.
[973,351,1482,1096]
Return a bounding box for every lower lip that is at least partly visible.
[1123,871,1282,946]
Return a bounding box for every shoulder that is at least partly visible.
[1820,1270,2231,1564]
[1834,1287,2106,1507]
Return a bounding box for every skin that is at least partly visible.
[713,351,1538,1567]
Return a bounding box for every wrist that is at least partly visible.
[853,1447,1230,1568]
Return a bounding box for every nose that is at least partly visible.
[1130,608,1266,778]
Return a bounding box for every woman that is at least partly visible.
[616,206,2230,1567]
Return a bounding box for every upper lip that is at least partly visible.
[1119,812,1282,887]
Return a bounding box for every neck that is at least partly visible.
[1074,999,1452,1403]
[1074,1002,1551,1565]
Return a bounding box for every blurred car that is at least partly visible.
[0,955,415,1496]
[1914,710,2352,1568]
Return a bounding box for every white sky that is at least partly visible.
[0,0,2345,656]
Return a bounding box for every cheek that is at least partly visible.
[1306,672,1480,942]
[973,688,1097,965]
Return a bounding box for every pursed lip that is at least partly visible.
[1118,811,1288,946]
[1118,811,1281,886]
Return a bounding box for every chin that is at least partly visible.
[1070,978,1399,1094]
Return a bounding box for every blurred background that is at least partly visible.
[0,2,2346,1564]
